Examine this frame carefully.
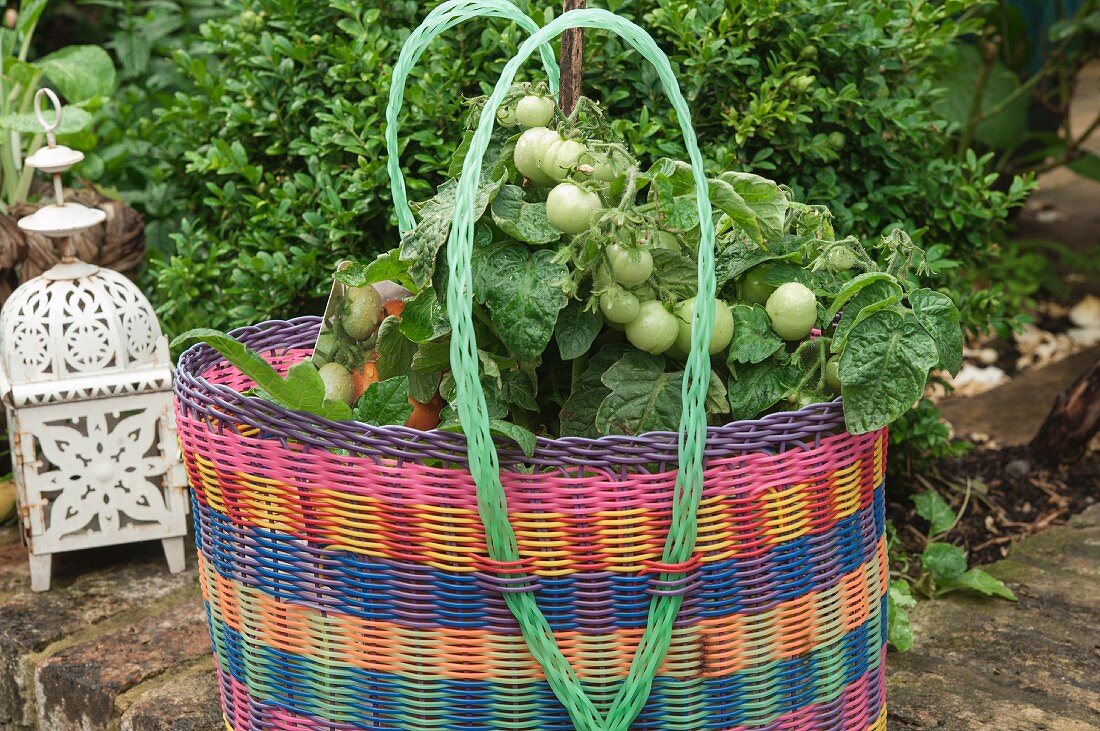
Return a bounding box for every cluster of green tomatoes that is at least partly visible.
[500,91,838,370]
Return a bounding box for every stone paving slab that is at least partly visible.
[886,504,1100,730]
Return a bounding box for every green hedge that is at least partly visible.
[145,0,1030,338]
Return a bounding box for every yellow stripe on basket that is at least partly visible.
[197,537,886,683]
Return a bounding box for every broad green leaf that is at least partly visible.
[16,0,48,40]
[411,341,450,372]
[375,316,416,381]
[399,288,450,343]
[596,351,683,435]
[171,329,352,421]
[650,247,698,298]
[400,176,503,287]
[706,371,731,416]
[715,240,801,287]
[491,185,561,245]
[1068,152,1100,183]
[486,418,537,457]
[933,43,1027,150]
[708,177,760,243]
[334,250,415,291]
[559,344,627,437]
[761,261,811,288]
[909,288,963,375]
[921,542,967,584]
[887,580,918,652]
[500,365,539,412]
[912,491,956,536]
[0,105,92,134]
[437,418,538,457]
[449,124,515,180]
[937,568,1017,601]
[718,171,788,242]
[354,376,414,426]
[727,304,783,364]
[36,45,117,102]
[408,371,442,404]
[472,244,568,361]
[646,157,696,195]
[554,300,602,360]
[727,359,796,421]
[838,309,938,434]
[831,284,904,352]
[826,272,899,321]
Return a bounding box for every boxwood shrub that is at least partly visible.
[144,0,1031,339]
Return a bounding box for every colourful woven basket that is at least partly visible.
[175,4,888,730]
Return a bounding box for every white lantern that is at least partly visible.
[0,89,187,591]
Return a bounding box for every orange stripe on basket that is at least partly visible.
[183,425,884,575]
[197,536,886,682]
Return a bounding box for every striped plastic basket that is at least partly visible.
[175,4,888,731]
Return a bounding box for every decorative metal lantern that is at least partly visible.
[0,89,187,592]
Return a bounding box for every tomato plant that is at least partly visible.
[177,85,963,446]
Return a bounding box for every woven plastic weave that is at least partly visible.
[177,4,888,730]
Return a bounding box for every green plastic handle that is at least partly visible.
[386,0,561,234]
[444,9,716,731]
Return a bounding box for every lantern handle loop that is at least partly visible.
[34,88,62,147]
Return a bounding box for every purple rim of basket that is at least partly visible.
[175,317,853,467]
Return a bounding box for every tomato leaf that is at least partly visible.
[646,157,696,195]
[706,372,731,416]
[650,248,698,299]
[717,171,789,242]
[375,316,416,381]
[908,288,963,376]
[472,244,568,362]
[401,176,503,287]
[707,177,760,243]
[171,328,352,421]
[500,365,539,413]
[490,184,561,245]
[727,358,797,420]
[912,491,956,536]
[559,344,628,437]
[399,288,450,343]
[437,418,538,457]
[826,272,900,321]
[727,304,783,364]
[831,278,902,349]
[715,240,801,287]
[596,351,684,435]
[839,309,939,434]
[554,300,602,360]
[354,376,414,426]
[335,250,415,291]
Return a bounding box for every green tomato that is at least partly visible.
[652,230,680,251]
[626,301,678,354]
[599,287,641,324]
[318,362,355,404]
[546,183,601,234]
[742,265,777,305]
[765,282,818,341]
[672,297,735,355]
[515,94,555,128]
[606,243,653,287]
[825,356,842,392]
[341,285,383,340]
[496,104,518,127]
[827,246,858,271]
[541,138,587,181]
[513,127,558,185]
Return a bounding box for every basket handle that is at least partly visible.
[386,0,561,234]
[444,9,715,731]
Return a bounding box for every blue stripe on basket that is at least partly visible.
[208,608,884,731]
[192,484,883,633]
